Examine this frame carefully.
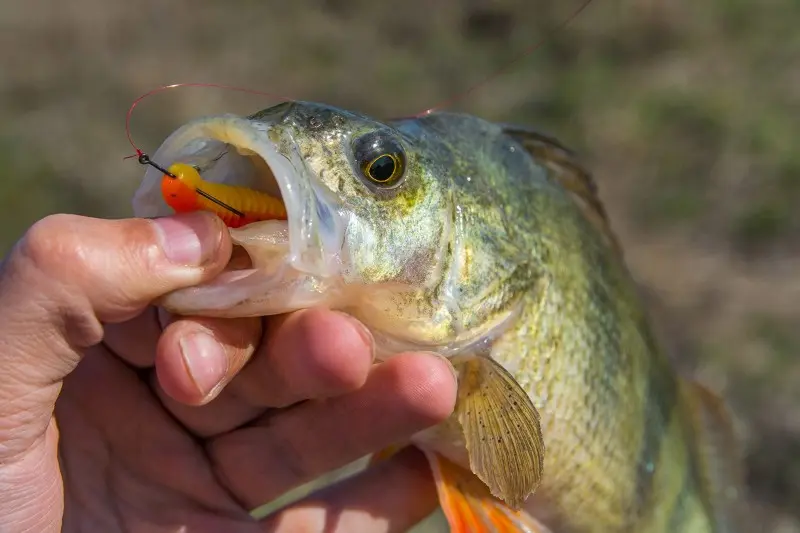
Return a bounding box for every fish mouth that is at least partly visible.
[131,111,345,317]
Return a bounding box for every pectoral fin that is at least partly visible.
[422,448,551,533]
[451,354,545,510]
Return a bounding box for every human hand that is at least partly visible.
[0,212,457,533]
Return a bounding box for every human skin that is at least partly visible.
[0,211,458,533]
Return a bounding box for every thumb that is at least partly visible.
[0,211,232,459]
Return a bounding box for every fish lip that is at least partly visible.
[131,113,344,279]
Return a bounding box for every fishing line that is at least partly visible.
[124,0,596,218]
[413,0,596,117]
[125,83,292,160]
[124,0,596,159]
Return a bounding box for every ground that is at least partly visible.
[1,0,798,531]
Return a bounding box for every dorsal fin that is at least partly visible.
[501,124,622,255]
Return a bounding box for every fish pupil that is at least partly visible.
[370,155,395,182]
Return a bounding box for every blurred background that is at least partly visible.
[1,0,798,530]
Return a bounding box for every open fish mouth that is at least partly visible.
[131,110,345,317]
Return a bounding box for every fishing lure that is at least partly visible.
[139,155,287,228]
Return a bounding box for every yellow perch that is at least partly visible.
[132,102,750,532]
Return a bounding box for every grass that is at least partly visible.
[1,0,799,530]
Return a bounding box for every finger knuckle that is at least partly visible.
[8,215,106,348]
[267,431,317,481]
[18,214,87,278]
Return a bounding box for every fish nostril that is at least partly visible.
[249,101,295,123]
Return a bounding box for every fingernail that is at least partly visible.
[336,312,375,360]
[421,352,458,382]
[152,213,222,266]
[179,332,227,399]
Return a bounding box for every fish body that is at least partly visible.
[132,102,749,533]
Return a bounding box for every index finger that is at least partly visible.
[0,212,230,434]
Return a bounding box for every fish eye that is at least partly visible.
[352,132,406,187]
[364,153,402,183]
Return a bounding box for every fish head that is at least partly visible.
[132,101,476,351]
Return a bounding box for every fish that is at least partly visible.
[131,101,751,533]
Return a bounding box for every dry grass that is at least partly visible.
[1,0,799,530]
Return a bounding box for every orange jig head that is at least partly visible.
[159,162,287,228]
[160,163,203,214]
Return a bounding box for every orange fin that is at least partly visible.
[421,448,551,533]
[683,380,752,533]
